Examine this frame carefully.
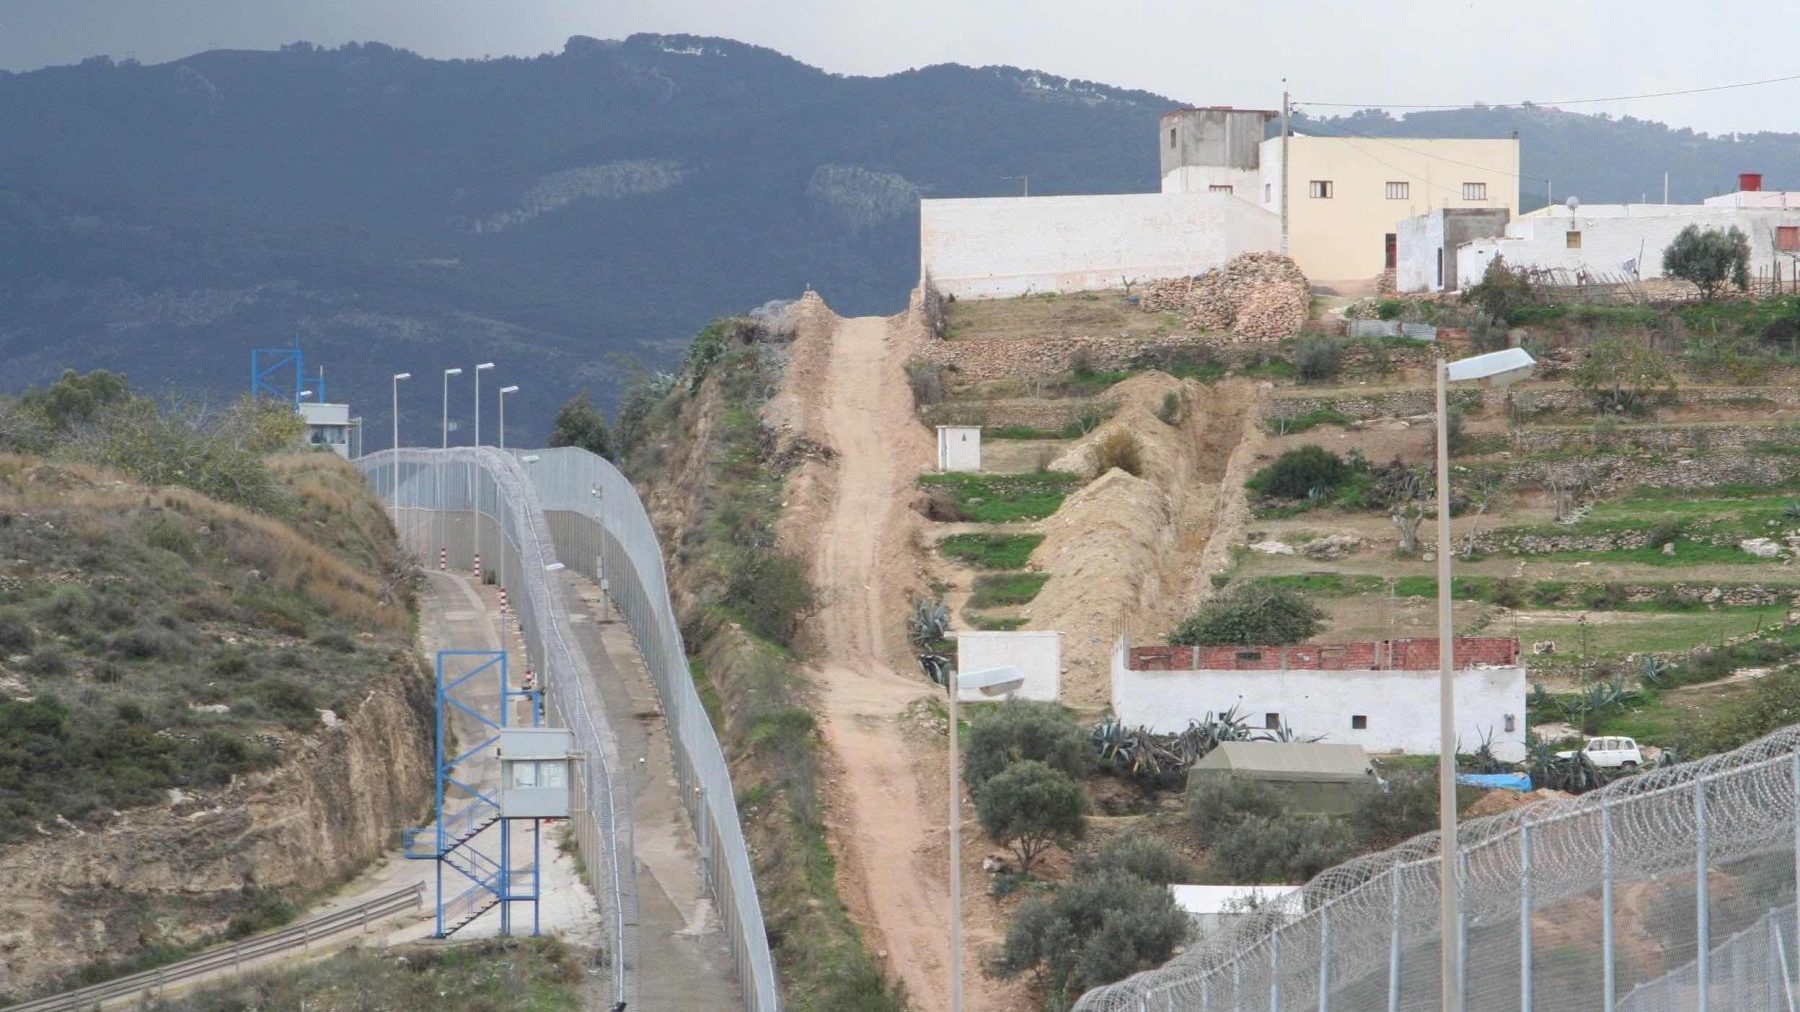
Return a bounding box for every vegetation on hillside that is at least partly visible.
[617,315,902,1011]
[138,938,584,1011]
[1171,585,1324,647]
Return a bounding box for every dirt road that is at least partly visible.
[801,310,1026,1011]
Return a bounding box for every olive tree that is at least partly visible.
[1662,224,1750,301]
[975,760,1087,874]
[1170,584,1323,646]
[997,867,1191,1004]
[962,699,1093,790]
[548,391,612,459]
[1573,335,1677,414]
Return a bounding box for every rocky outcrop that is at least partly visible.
[0,660,432,997]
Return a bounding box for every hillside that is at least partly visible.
[0,393,428,999]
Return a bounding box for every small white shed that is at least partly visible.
[1169,884,1302,936]
[936,425,982,472]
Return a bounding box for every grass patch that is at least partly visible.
[968,572,1050,609]
[1514,606,1789,657]
[1267,407,1353,435]
[1253,573,1385,597]
[965,612,1027,631]
[937,533,1044,569]
[917,471,1082,523]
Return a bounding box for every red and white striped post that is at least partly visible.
[473,552,482,582]
[439,547,446,571]
[498,586,508,612]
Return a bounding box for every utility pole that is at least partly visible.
[1280,81,1290,256]
[1003,174,1029,197]
[1664,171,1670,204]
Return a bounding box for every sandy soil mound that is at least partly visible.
[1030,373,1259,711]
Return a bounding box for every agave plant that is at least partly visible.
[1524,732,1605,794]
[1786,501,1800,521]
[1460,729,1510,775]
[1639,654,1672,687]
[907,598,950,647]
[1530,682,1554,711]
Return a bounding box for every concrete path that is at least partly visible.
[558,570,742,1012]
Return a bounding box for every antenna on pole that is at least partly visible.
[1280,80,1290,256]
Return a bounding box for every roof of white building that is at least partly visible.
[1522,192,1800,220]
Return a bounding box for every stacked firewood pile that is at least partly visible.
[1138,253,1311,339]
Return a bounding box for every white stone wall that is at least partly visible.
[1396,212,1444,293]
[919,192,1279,299]
[957,630,1061,702]
[1458,204,1800,287]
[936,425,982,472]
[1161,165,1261,198]
[1110,639,1527,761]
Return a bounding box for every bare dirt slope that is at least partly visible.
[1030,374,1264,709]
[779,297,1029,1011]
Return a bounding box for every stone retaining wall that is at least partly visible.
[921,397,1109,431]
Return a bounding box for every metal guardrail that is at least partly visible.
[2,884,424,1012]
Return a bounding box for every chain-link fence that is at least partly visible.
[359,447,779,1011]
[1075,728,1800,1012]
[359,448,637,1008]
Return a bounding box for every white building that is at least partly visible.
[1401,174,1800,293]
[299,401,354,458]
[936,425,982,472]
[1111,635,1527,761]
[1169,884,1301,937]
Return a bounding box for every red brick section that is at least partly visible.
[1127,637,1520,672]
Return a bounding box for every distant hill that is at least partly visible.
[4,35,1798,441]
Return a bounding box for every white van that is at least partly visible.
[1558,736,1643,770]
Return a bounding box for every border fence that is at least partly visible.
[359,447,778,1011]
[1075,728,1800,1012]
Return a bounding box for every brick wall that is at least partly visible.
[1127,636,1520,672]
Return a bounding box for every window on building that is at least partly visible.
[1781,226,1800,252]
[1385,181,1409,200]
[1235,650,1262,664]
[1265,713,1282,730]
[1504,714,1517,733]
[1308,180,1333,199]
[1209,184,1234,194]
[1566,230,1582,249]
[1264,182,1272,202]
[1385,233,1398,270]
[1462,182,1488,201]
[1169,127,1177,149]
[511,760,566,790]
[1351,715,1368,730]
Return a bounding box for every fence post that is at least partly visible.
[1697,777,1711,1012]
[1318,907,1331,1012]
[1234,958,1244,1012]
[1793,750,1800,989]
[1270,931,1281,1012]
[1388,860,1403,1012]
[1520,824,1533,1012]
[1603,799,1616,1012]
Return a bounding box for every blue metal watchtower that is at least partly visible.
[405,649,548,937]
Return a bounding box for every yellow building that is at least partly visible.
[1160,108,1520,285]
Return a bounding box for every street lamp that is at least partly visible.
[1434,346,1534,1012]
[498,386,519,450]
[441,368,463,448]
[390,372,412,528]
[473,362,495,446]
[948,665,1025,1012]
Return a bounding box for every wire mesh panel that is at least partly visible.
[359,447,779,1012]
[1075,734,1800,1012]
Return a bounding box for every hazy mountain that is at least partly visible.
[3,34,1797,442]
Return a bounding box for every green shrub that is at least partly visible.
[1076,831,1197,886]
[143,516,195,557]
[1156,390,1188,426]
[1491,578,1526,609]
[1171,585,1323,647]
[547,391,613,459]
[108,622,191,661]
[724,546,817,648]
[1187,777,1283,847]
[904,359,948,406]
[1293,335,1345,383]
[1246,445,1351,500]
[1210,813,1356,884]
[997,868,1190,1006]
[249,676,317,727]
[975,759,1088,875]
[964,699,1094,790]
[1463,256,1534,324]
[1353,772,1438,849]
[22,647,70,677]
[0,611,35,654]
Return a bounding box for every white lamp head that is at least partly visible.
[393,372,412,381]
[1446,347,1537,388]
[476,362,495,371]
[958,665,1027,697]
[499,385,519,394]
[521,454,541,463]
[444,367,463,377]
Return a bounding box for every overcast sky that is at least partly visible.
[4,0,1797,135]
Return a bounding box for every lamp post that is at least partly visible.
[441,368,463,448]
[948,665,1026,1012]
[1435,346,1535,1012]
[498,386,519,450]
[390,373,411,527]
[474,362,495,445]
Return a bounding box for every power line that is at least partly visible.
[1296,71,1800,110]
